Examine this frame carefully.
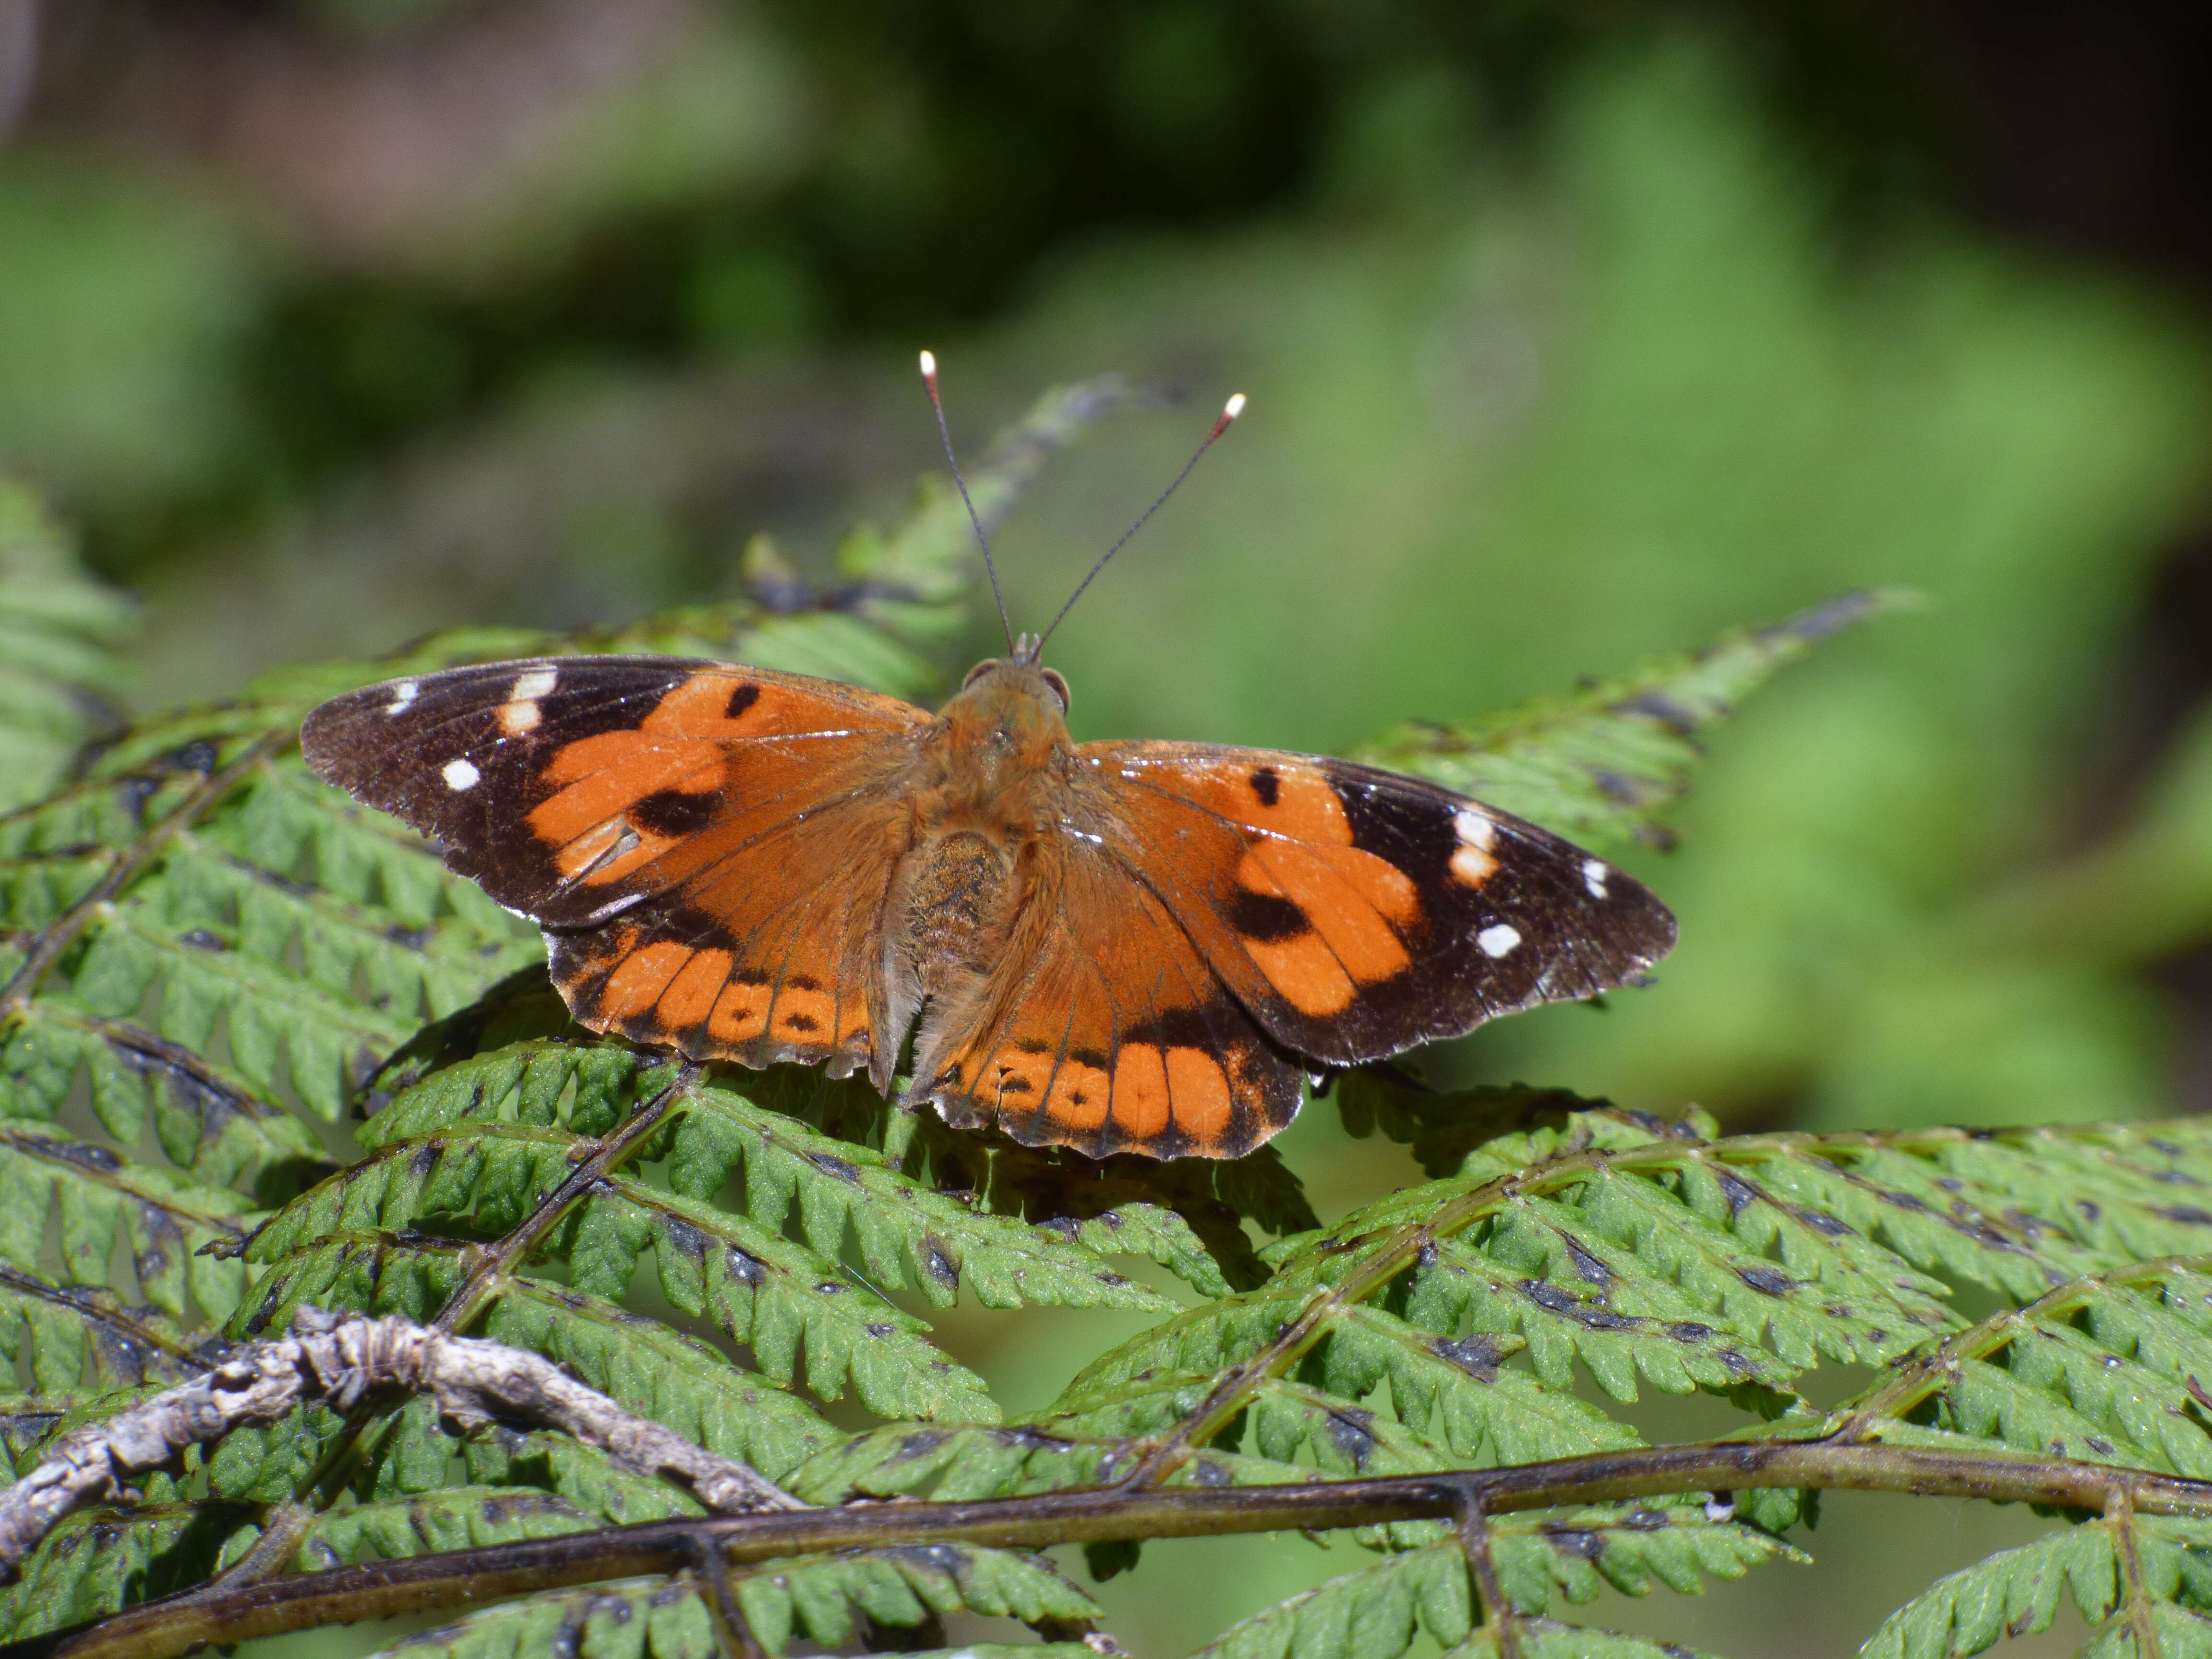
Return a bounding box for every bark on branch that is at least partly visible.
[12,1431,2212,1659]
[0,1308,798,1578]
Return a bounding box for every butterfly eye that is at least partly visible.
[962,659,1003,690]
[1041,669,1071,714]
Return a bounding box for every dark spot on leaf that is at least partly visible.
[1096,1271,1129,1287]
[1434,1335,1504,1380]
[815,1281,846,1294]
[408,1142,441,1182]
[1590,766,1656,805]
[1669,1322,1714,1342]
[1737,1266,1791,1296]
[889,1431,949,1463]
[885,1542,966,1575]
[117,776,158,819]
[809,1153,861,1183]
[2159,1206,2212,1226]
[2086,1435,2115,1455]
[1527,1282,1637,1330]
[1614,690,1699,736]
[1715,1348,1753,1375]
[1880,1190,1931,1213]
[385,924,433,950]
[2078,1200,2102,1221]
[1540,1525,1609,1561]
[1190,1459,1233,1486]
[36,1137,122,1174]
[920,1239,959,1287]
[170,739,219,775]
[1935,1178,1963,1191]
[480,1497,506,1523]
[866,1322,896,1337]
[661,1217,707,1261]
[178,929,227,952]
[1325,1406,1378,1468]
[1565,1240,1612,1286]
[1717,1173,1759,1215]
[725,1248,766,1285]
[1794,1208,1853,1237]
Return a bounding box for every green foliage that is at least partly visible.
[1353,590,1915,852]
[0,484,134,815]
[3,445,2208,1659]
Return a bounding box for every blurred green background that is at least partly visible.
[4,2,2210,1653]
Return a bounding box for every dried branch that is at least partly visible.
[0,1308,797,1581]
[15,1432,2212,1659]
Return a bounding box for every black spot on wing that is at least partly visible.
[629,788,723,838]
[1249,765,1280,806]
[726,683,760,720]
[1226,887,1310,942]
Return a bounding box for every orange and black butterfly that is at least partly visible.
[303,362,1673,1161]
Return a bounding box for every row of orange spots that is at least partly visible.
[596,938,864,1050]
[983,1040,1235,1148]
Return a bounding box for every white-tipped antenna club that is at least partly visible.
[917,348,1014,652]
[1030,390,1249,658]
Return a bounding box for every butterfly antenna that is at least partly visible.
[1032,391,1246,658]
[919,349,1014,653]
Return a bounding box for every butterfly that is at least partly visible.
[301,367,1673,1161]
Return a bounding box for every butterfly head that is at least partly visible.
[956,650,1070,718]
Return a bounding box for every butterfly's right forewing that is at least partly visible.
[303,654,930,1075]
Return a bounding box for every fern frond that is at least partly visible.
[1351,590,1909,850]
[364,1544,1099,1659]
[295,1487,598,1571]
[240,1125,996,1418]
[1864,1515,2212,1659]
[0,481,135,814]
[0,1501,253,1641]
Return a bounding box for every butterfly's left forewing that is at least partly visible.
[1073,742,1675,1067]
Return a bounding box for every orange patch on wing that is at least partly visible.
[1246,927,1357,1017]
[1246,842,1412,985]
[657,948,732,1028]
[1165,1047,1234,1145]
[1109,1048,1174,1140]
[769,980,837,1044]
[1040,1055,1113,1132]
[1259,763,1354,846]
[708,978,771,1044]
[530,743,712,845]
[601,941,692,1020]
[639,672,769,739]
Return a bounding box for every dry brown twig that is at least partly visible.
[0,1307,800,1578]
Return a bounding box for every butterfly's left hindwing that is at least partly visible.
[1074,742,1675,1066]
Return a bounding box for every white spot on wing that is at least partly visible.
[442,758,481,791]
[583,892,645,924]
[385,682,418,715]
[1583,858,1609,899]
[510,668,559,701]
[1451,806,1498,885]
[1477,923,1521,958]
